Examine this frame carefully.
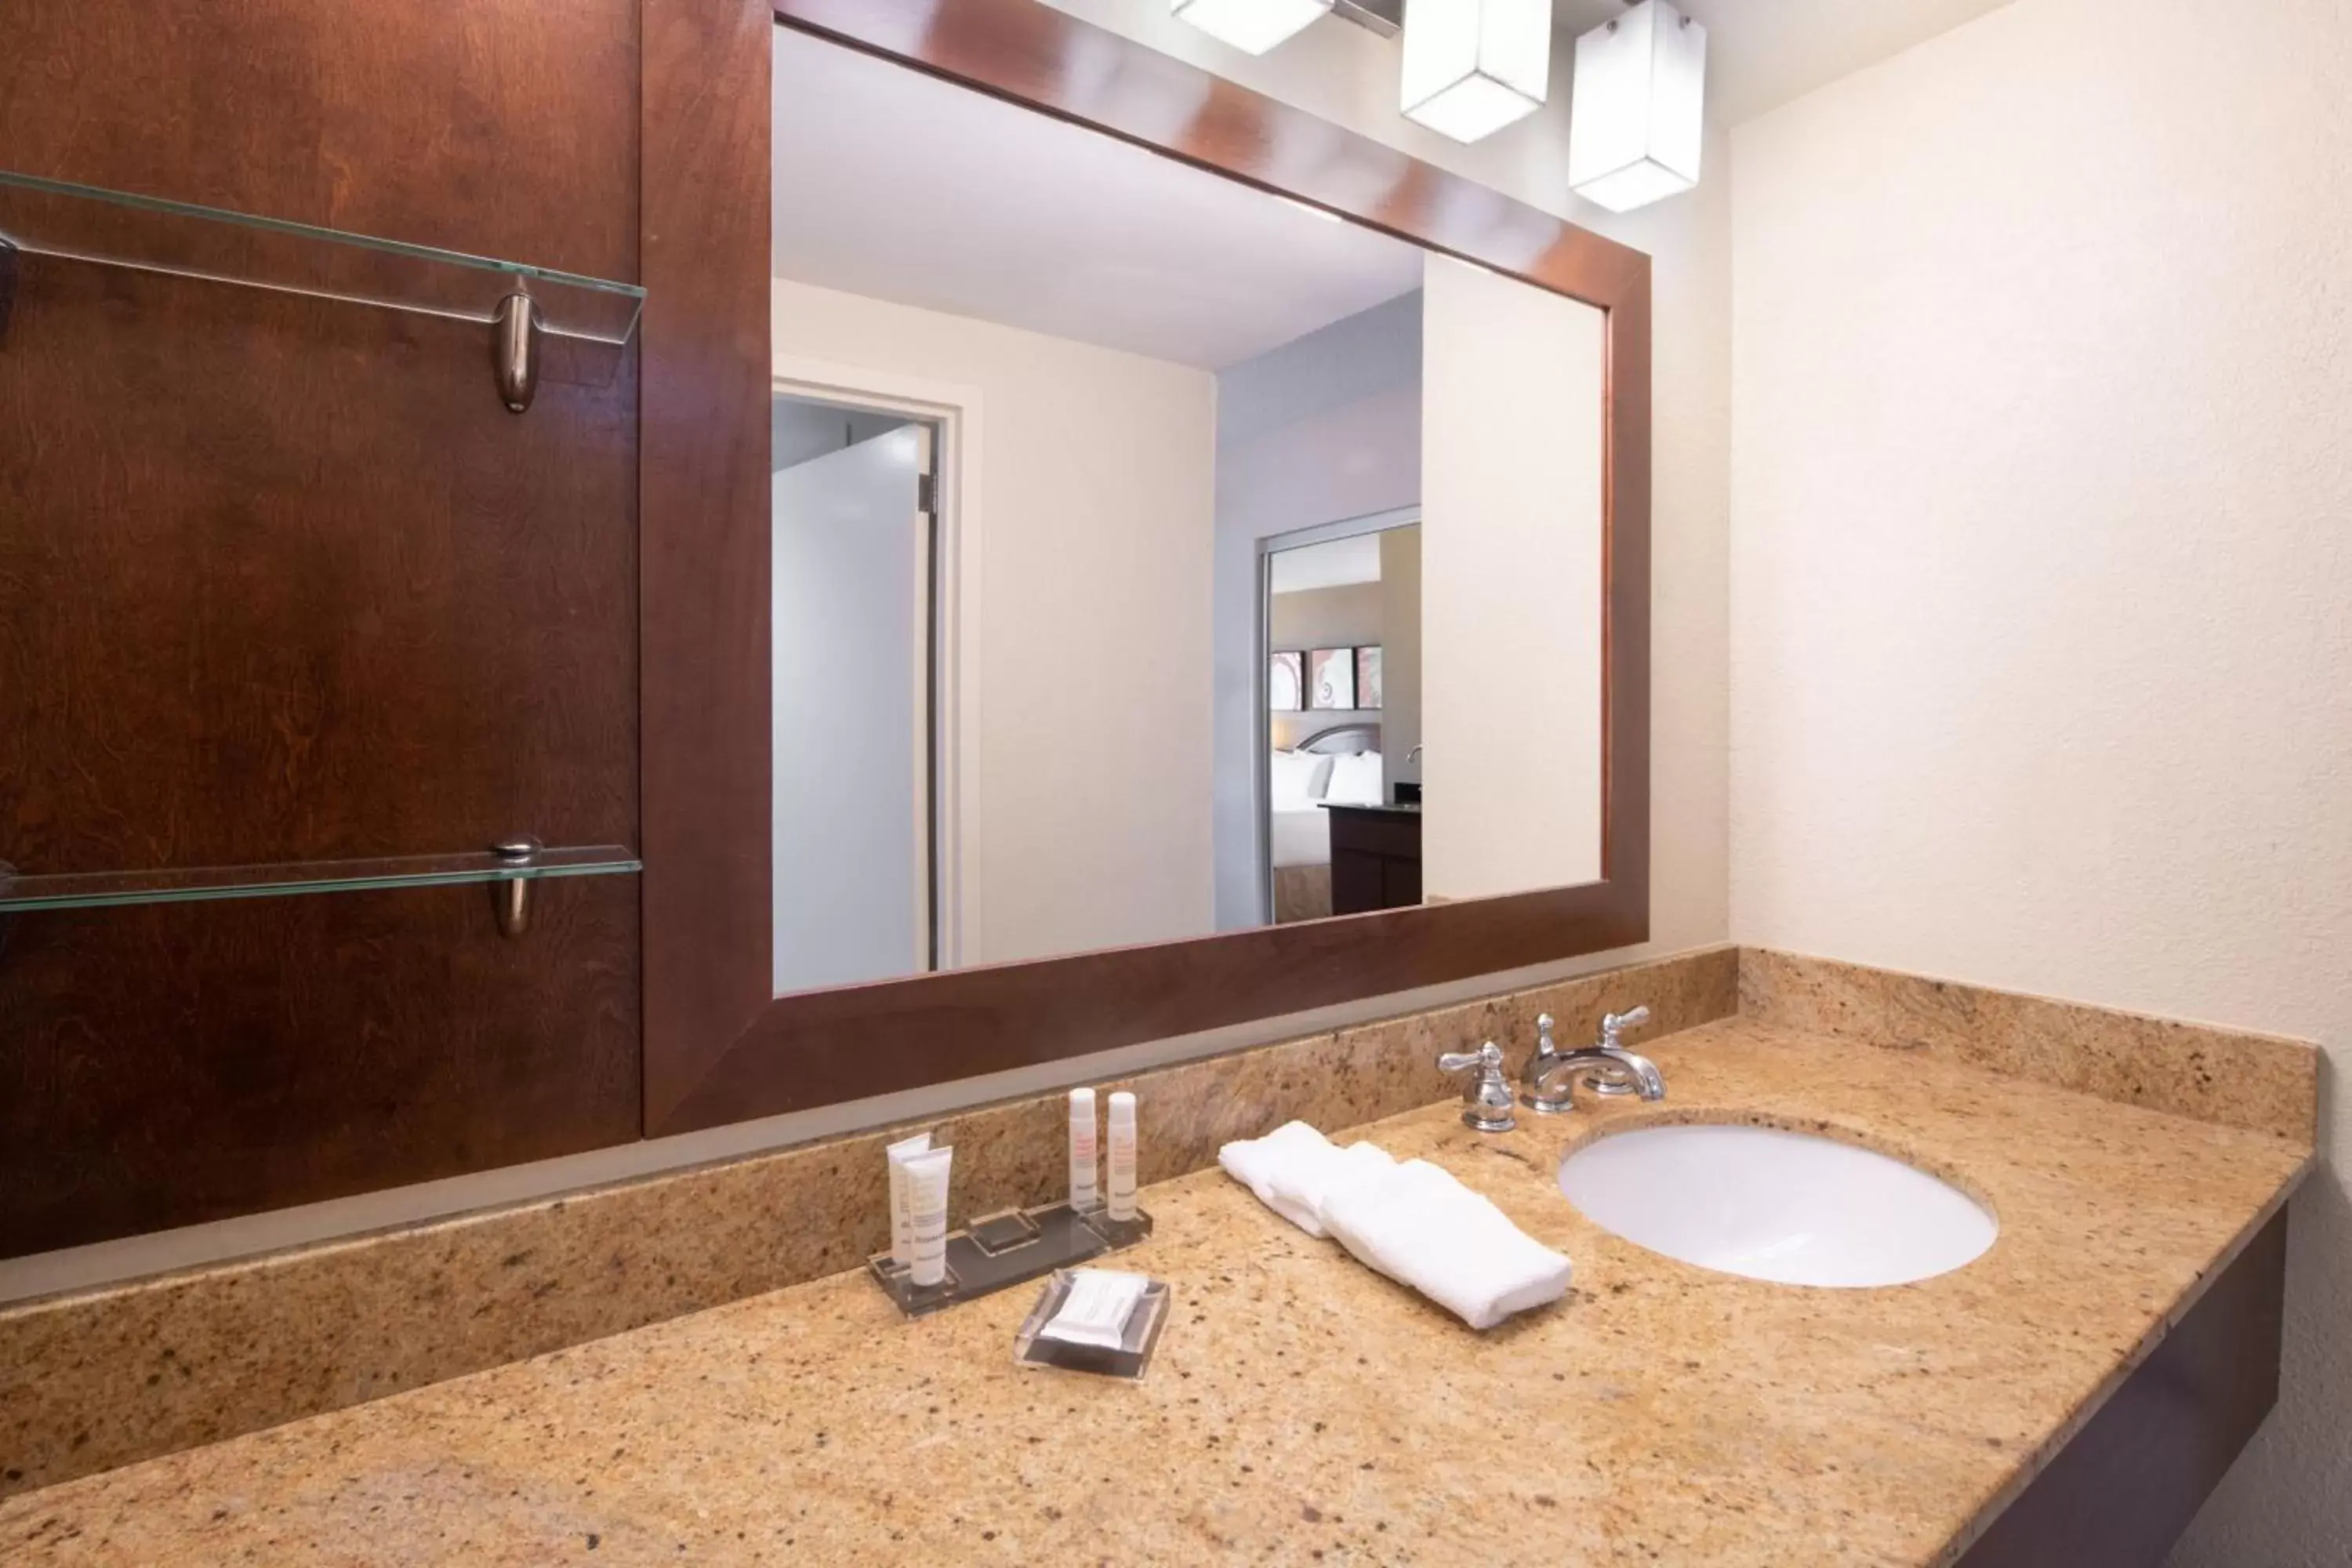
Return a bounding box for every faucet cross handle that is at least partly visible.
[1599,1005,1651,1051]
[1582,1005,1658,1100]
[1436,1040,1516,1134]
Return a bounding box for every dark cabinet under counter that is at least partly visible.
[1323,802,1422,915]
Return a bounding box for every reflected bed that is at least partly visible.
[1269,723,1380,924]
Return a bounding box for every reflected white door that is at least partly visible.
[772,426,933,994]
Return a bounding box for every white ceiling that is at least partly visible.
[771,27,1426,371]
[1550,0,2017,126]
[1269,532,1386,593]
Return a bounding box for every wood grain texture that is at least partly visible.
[1955,1206,2287,1567]
[638,0,778,1131]
[0,880,641,1259]
[0,0,643,1255]
[0,0,638,281]
[0,265,637,873]
[645,0,1651,1134]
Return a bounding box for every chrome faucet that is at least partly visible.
[1437,1040,1516,1133]
[1521,1007,1665,1115]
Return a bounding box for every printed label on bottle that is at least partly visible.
[1070,1126,1098,1207]
[910,1196,949,1287]
[1108,1142,1137,1221]
[890,1164,913,1267]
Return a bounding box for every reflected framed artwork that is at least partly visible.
[1308,648,1356,711]
[1269,651,1303,712]
[1356,646,1383,710]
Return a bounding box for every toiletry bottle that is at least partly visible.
[884,1132,933,1269]
[1107,1091,1138,1222]
[1069,1087,1099,1210]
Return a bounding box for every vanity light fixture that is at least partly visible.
[1171,0,1334,56]
[1399,0,1554,144]
[1566,0,1708,212]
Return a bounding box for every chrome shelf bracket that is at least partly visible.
[487,836,544,938]
[0,237,18,343]
[492,292,540,412]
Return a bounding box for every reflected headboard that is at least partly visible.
[1296,723,1381,756]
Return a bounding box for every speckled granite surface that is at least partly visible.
[1740,949,2317,1142]
[0,1018,2310,1566]
[0,947,1737,1499]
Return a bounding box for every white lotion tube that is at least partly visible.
[1068,1087,1099,1210]
[1107,1091,1138,1221]
[904,1146,953,1288]
[884,1131,933,1269]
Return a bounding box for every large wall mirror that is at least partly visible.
[644,0,1648,1134]
[768,23,1606,989]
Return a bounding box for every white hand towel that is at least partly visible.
[1218,1123,1396,1239]
[1301,1140,1399,1218]
[1218,1121,1333,1233]
[1318,1159,1573,1330]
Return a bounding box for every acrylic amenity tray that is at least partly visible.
[868,1200,1153,1318]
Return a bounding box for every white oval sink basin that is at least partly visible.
[1558,1124,1997,1287]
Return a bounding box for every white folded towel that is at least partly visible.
[1319,1158,1574,1330]
[1217,1122,1395,1239]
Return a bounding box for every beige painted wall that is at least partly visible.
[1728,2,2352,1559]
[1422,256,1607,899]
[773,277,1218,969]
[1269,582,1382,652]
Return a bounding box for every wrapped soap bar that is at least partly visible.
[1038,1269,1150,1349]
[1014,1268,1172,1379]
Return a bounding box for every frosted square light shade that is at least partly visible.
[1172,0,1333,55]
[1400,0,1553,144]
[1568,0,1707,212]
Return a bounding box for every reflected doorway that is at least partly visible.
[770,392,945,994]
[1258,510,1421,924]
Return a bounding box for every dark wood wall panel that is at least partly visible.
[0,266,638,871]
[0,0,644,1255]
[0,880,640,1259]
[0,0,639,281]
[639,0,775,1131]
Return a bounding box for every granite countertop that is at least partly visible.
[0,1018,2310,1566]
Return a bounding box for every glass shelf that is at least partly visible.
[0,169,644,344]
[0,847,642,914]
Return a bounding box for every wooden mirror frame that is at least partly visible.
[640,0,1650,1137]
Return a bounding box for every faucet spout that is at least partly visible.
[1519,1007,1668,1114]
[1588,1046,1666,1100]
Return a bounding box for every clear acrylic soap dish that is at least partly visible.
[1012,1269,1173,1380]
[867,1201,1153,1319]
